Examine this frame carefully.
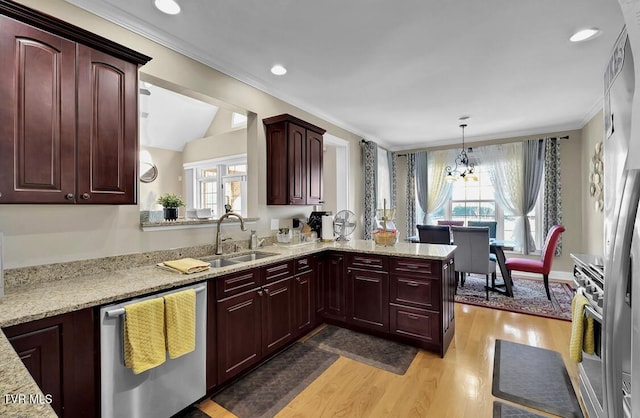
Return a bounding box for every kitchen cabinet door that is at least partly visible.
[324,253,347,322]
[263,114,326,205]
[0,15,77,203]
[3,309,97,418]
[287,123,307,205]
[314,254,326,321]
[306,129,324,205]
[347,267,389,332]
[0,2,150,205]
[262,277,295,357]
[217,289,262,384]
[76,45,139,204]
[294,270,314,337]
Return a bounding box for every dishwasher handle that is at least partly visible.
[105,285,206,318]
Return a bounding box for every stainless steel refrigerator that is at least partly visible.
[603,27,635,418]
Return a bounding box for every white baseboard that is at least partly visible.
[509,269,573,283]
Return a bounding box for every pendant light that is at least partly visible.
[445,123,478,182]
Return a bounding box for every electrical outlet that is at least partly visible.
[270,219,279,230]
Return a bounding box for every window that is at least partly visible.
[416,162,545,252]
[231,112,247,128]
[184,155,247,217]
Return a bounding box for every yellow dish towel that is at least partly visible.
[164,289,196,359]
[570,293,595,362]
[161,258,210,274]
[124,298,166,374]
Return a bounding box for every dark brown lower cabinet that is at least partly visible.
[262,277,294,357]
[293,269,314,336]
[3,309,97,418]
[324,252,346,321]
[215,264,296,386]
[216,288,263,384]
[347,267,389,332]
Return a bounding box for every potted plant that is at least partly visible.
[156,193,185,221]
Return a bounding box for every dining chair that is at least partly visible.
[437,220,464,226]
[416,225,451,244]
[451,226,497,300]
[505,225,566,300]
[467,220,497,239]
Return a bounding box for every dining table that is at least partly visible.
[406,235,515,297]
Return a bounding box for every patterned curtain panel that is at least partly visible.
[362,140,378,240]
[522,139,545,254]
[544,138,563,255]
[389,150,397,210]
[406,153,417,238]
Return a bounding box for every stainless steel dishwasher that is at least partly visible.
[100,283,207,418]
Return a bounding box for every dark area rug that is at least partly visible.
[211,342,338,418]
[456,275,573,321]
[493,401,547,418]
[304,325,417,375]
[492,340,583,418]
[172,406,210,418]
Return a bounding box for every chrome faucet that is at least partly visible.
[215,212,247,255]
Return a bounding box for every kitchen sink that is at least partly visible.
[204,251,279,268]
[224,251,279,263]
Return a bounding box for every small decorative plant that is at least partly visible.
[156,193,185,208]
[156,193,185,221]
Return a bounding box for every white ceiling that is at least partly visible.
[66,0,625,150]
[139,81,218,151]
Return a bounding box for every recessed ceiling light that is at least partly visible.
[570,28,601,42]
[154,0,181,15]
[271,64,287,76]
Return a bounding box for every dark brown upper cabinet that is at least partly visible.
[0,1,151,204]
[263,114,326,205]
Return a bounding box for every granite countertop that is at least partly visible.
[0,239,455,416]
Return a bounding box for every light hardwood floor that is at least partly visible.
[198,303,580,418]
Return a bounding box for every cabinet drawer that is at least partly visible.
[294,256,313,274]
[347,253,388,271]
[390,257,440,278]
[390,275,440,311]
[263,260,294,283]
[216,269,261,300]
[389,304,440,345]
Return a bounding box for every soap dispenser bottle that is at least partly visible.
[250,230,258,250]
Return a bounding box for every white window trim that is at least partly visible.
[184,154,247,217]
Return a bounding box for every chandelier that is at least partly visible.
[445,123,477,182]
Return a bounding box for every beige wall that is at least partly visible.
[2,0,364,268]
[183,129,248,163]
[581,111,605,256]
[139,146,184,211]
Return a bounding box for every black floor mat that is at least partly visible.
[211,342,338,418]
[492,339,583,418]
[304,325,418,375]
[493,401,548,417]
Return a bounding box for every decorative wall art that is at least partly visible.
[590,141,604,212]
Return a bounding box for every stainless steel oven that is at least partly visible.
[572,254,605,418]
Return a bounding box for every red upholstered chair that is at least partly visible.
[437,220,464,226]
[505,225,566,300]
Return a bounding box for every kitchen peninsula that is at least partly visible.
[0,240,455,417]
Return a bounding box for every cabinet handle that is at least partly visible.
[407,314,420,320]
[81,193,90,200]
[257,290,263,296]
[299,259,308,265]
[65,193,74,200]
[264,288,269,295]
[296,277,301,283]
[406,281,419,287]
